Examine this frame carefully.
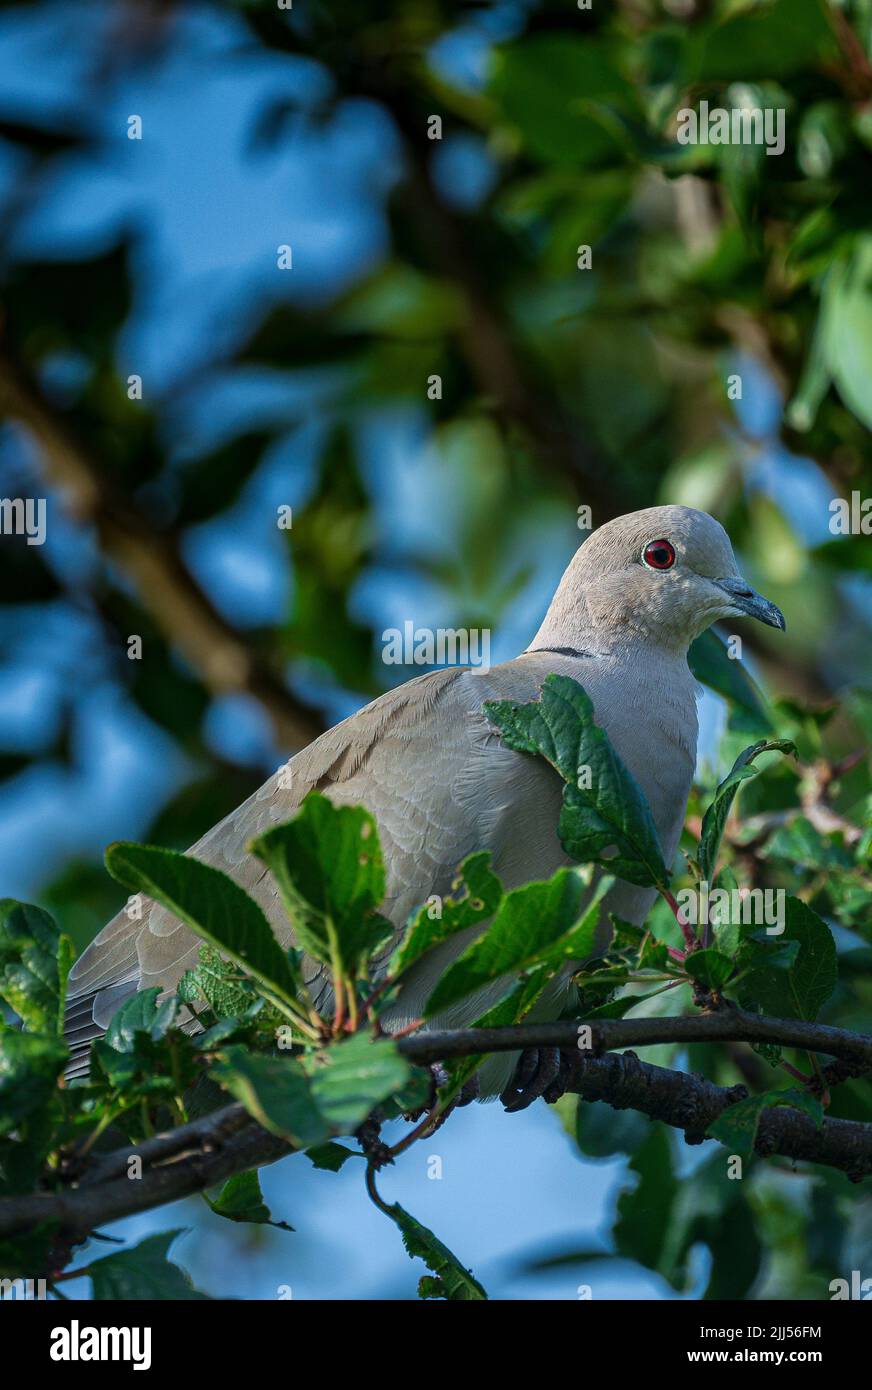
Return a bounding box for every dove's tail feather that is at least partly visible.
[62,1002,100,1082]
[63,977,215,1081]
[62,980,140,1081]
[64,1051,94,1082]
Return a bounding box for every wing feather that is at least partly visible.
[63,666,473,1066]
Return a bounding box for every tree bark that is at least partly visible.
[2,1008,870,1250]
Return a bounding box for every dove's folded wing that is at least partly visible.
[65,663,551,1068]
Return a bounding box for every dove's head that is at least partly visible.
[538,505,785,654]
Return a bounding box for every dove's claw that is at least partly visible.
[455,1074,480,1107]
[500,1045,563,1112]
[544,1050,576,1104]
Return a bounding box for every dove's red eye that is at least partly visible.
[642,539,676,570]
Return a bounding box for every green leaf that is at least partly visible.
[89,987,199,1094]
[662,1152,762,1299]
[708,1088,823,1159]
[105,842,301,1002]
[687,628,772,728]
[698,740,796,881]
[424,867,606,1017]
[103,987,179,1050]
[380,1067,433,1120]
[614,1125,677,1273]
[205,1170,293,1230]
[786,318,831,432]
[813,533,872,577]
[214,1035,411,1144]
[178,945,258,1019]
[211,1047,328,1148]
[583,987,668,1020]
[87,1230,210,1300]
[485,675,668,887]
[0,1031,67,1136]
[574,1097,649,1159]
[390,852,502,978]
[301,1033,412,1133]
[735,898,837,1021]
[304,1142,360,1172]
[710,869,744,957]
[610,917,646,952]
[379,1200,487,1300]
[751,1040,784,1069]
[685,0,838,81]
[531,876,615,976]
[638,933,670,971]
[249,792,388,977]
[195,1005,268,1052]
[684,947,734,991]
[0,900,73,1036]
[718,129,767,245]
[820,234,872,432]
[490,35,639,168]
[761,816,853,871]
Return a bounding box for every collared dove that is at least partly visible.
[64,505,785,1102]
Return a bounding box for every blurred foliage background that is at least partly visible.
[0,0,870,1298]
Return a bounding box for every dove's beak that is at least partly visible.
[714,577,786,631]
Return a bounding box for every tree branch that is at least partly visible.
[395,1007,872,1071]
[564,1050,872,1179]
[0,349,324,752]
[0,1103,291,1251]
[2,1007,870,1253]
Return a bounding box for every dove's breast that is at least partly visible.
[377,649,699,1033]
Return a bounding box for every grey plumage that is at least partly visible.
[64,504,784,1089]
